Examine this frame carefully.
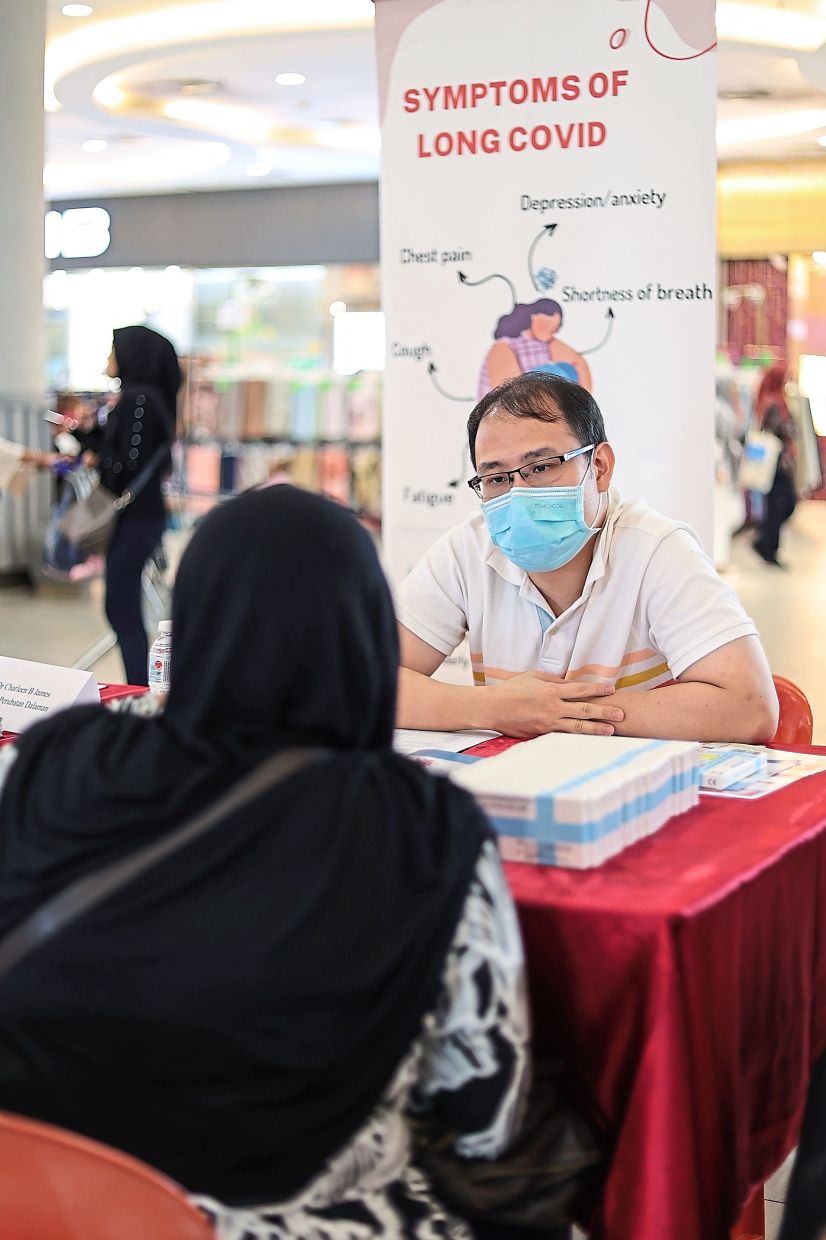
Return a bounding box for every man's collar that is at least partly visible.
[484,543,524,586]
[586,486,623,585]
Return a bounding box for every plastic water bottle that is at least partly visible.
[148,620,172,695]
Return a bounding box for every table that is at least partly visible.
[468,736,826,1240]
[1,707,820,1237]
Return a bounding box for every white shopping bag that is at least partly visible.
[738,431,781,494]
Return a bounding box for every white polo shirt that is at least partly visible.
[396,491,757,690]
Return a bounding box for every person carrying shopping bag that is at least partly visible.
[83,326,180,684]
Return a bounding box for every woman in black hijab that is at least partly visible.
[0,487,530,1239]
[95,325,180,684]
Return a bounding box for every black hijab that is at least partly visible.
[0,488,491,1204]
[113,325,182,423]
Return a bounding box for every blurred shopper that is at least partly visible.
[0,488,533,1240]
[0,436,54,494]
[53,392,104,456]
[88,326,180,684]
[752,363,797,568]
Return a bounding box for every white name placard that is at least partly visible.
[0,656,100,734]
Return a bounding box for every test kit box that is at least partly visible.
[447,734,700,868]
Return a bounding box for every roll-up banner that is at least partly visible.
[376,0,717,587]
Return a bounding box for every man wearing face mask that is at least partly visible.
[396,373,778,742]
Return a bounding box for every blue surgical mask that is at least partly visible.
[482,467,603,573]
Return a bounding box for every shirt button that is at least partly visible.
[103,456,112,467]
[135,410,143,420]
[131,435,141,446]
[135,395,146,407]
[113,462,123,474]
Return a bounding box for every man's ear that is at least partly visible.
[594,442,615,491]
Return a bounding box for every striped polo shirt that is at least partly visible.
[396,491,757,690]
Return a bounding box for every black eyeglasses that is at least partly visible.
[468,444,596,500]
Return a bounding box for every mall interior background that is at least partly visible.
[3,1,826,751]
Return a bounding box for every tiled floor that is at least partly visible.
[1,575,130,684]
[1,502,825,1237]
[724,499,826,744]
[764,1150,795,1239]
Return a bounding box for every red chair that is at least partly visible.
[731,1185,766,1239]
[0,1110,215,1239]
[771,675,814,746]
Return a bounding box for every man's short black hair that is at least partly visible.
[467,373,607,468]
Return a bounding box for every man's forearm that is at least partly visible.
[610,683,776,743]
[397,668,624,738]
[397,667,493,731]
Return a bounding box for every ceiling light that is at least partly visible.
[93,77,127,109]
[163,99,271,145]
[276,72,306,86]
[179,79,223,96]
[61,4,94,15]
[716,2,826,52]
[813,252,826,265]
[46,2,373,111]
[82,139,108,153]
[245,162,271,176]
[716,109,826,146]
[134,77,224,99]
[329,300,347,316]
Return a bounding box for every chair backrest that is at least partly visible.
[0,1111,215,1240]
[771,675,814,746]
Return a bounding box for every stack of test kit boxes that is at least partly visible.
[448,733,701,868]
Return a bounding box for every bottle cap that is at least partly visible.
[158,620,172,634]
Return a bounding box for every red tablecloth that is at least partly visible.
[467,737,826,1240]
[2,707,821,1237]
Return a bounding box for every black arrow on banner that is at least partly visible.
[580,308,615,355]
[458,270,517,307]
[428,361,474,403]
[528,223,558,290]
[448,444,472,489]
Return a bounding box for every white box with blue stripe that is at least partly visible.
[443,734,701,868]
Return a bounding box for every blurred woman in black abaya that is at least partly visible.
[95,326,180,683]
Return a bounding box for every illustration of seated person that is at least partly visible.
[397,373,778,744]
[479,298,592,397]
